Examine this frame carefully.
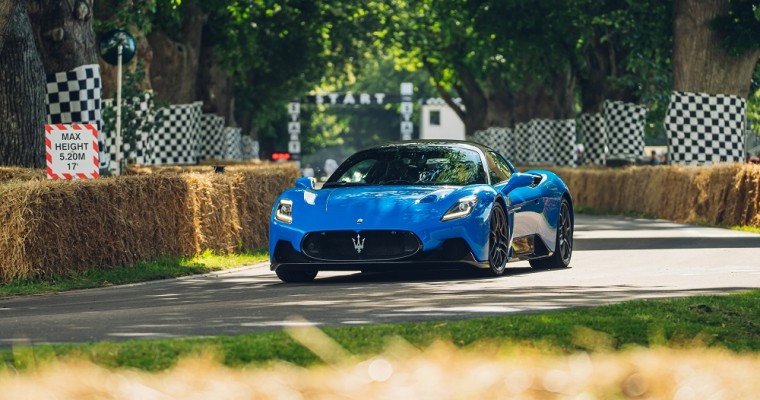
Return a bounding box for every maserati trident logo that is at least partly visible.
[352,233,365,254]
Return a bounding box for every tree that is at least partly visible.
[673,0,760,97]
[569,0,672,113]
[28,0,97,74]
[0,0,46,167]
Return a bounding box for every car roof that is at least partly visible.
[362,140,491,154]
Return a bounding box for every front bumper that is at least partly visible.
[270,238,489,271]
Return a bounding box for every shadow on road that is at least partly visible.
[575,236,760,251]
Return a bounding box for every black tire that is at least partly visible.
[486,202,510,276]
[530,198,573,270]
[275,267,318,283]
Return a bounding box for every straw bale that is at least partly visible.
[0,167,45,183]
[0,164,299,282]
[0,345,759,399]
[124,160,286,176]
[554,164,760,227]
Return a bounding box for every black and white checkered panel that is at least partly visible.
[514,122,534,165]
[102,95,153,165]
[45,64,104,168]
[224,127,243,160]
[579,113,606,165]
[664,91,746,165]
[491,127,516,161]
[241,135,260,160]
[530,119,555,165]
[196,114,226,162]
[472,128,491,147]
[604,100,646,162]
[554,119,577,167]
[149,101,203,165]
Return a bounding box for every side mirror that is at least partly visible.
[295,177,315,189]
[502,173,535,194]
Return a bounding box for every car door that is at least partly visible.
[487,151,543,239]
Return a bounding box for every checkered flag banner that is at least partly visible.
[554,119,577,167]
[149,102,203,165]
[530,119,555,165]
[197,114,226,162]
[224,127,243,160]
[472,129,489,147]
[514,122,534,165]
[604,100,646,162]
[241,135,260,160]
[579,113,606,165]
[665,91,746,165]
[45,64,104,168]
[102,94,153,165]
[491,127,516,161]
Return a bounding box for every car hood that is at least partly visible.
[293,185,464,229]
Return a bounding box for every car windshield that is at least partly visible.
[323,145,487,187]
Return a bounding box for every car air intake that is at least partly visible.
[302,230,421,261]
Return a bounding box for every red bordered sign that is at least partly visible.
[45,124,100,179]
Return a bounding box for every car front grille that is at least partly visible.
[302,230,421,261]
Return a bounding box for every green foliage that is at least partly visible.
[748,62,760,147]
[100,61,163,167]
[93,0,158,34]
[712,0,760,56]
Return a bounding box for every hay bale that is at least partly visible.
[0,167,46,183]
[0,164,299,282]
[554,164,760,227]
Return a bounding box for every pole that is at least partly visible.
[115,44,123,175]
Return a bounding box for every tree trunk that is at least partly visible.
[673,0,760,97]
[513,69,576,123]
[425,61,488,137]
[196,23,235,125]
[28,0,96,74]
[0,0,46,167]
[484,75,514,128]
[148,3,207,105]
[579,38,637,114]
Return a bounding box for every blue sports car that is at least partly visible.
[270,141,574,283]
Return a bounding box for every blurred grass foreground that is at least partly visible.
[1,328,758,399]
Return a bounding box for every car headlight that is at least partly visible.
[441,195,478,221]
[275,199,293,223]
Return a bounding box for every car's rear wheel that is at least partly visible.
[487,202,509,276]
[530,198,573,269]
[275,267,318,283]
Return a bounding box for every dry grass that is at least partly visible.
[0,343,757,399]
[0,167,45,183]
[555,163,760,227]
[0,163,299,282]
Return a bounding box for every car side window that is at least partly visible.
[487,150,512,184]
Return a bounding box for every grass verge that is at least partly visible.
[0,249,268,298]
[2,289,758,372]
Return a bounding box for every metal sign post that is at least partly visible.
[115,44,123,175]
[98,29,136,175]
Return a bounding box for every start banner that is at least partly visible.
[45,124,100,179]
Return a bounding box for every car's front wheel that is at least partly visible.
[275,267,318,283]
[487,202,510,276]
[530,198,573,270]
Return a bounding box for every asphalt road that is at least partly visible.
[1,214,759,347]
